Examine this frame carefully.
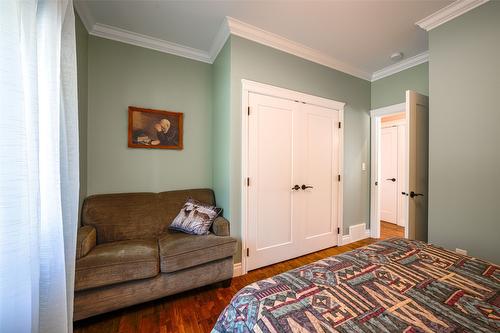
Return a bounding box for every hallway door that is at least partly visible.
[380,126,398,223]
[406,91,429,241]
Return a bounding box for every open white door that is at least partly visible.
[405,90,429,241]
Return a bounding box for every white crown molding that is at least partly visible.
[225,17,372,81]
[91,23,212,63]
[75,2,426,82]
[416,0,489,31]
[371,51,429,82]
[209,18,231,62]
[73,0,95,32]
[74,1,212,63]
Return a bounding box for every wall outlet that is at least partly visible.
[455,248,467,255]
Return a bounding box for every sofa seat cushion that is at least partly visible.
[75,239,159,291]
[159,231,236,273]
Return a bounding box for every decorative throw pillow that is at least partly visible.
[169,198,222,235]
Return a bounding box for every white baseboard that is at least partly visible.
[341,223,371,245]
[233,263,242,277]
[234,224,371,276]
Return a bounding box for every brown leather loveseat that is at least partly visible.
[73,189,237,320]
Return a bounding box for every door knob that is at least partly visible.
[292,185,300,190]
[301,184,314,190]
[386,178,396,182]
[409,191,424,198]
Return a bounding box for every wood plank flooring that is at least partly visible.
[380,220,405,239]
[74,238,375,333]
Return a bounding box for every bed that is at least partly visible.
[213,238,499,332]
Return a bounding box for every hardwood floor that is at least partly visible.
[74,238,375,333]
[380,220,405,239]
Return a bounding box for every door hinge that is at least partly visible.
[247,177,250,186]
[338,174,341,182]
[338,122,342,129]
[247,106,250,115]
[246,248,250,257]
[337,227,340,234]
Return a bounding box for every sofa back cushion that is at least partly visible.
[82,189,215,243]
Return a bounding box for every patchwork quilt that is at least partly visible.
[213,238,499,332]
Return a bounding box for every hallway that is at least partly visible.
[380,220,405,239]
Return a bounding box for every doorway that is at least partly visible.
[380,112,406,239]
[370,91,429,241]
[371,103,408,240]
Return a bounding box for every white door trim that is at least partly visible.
[370,103,406,118]
[370,103,407,239]
[241,79,345,275]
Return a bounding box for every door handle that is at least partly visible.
[292,185,300,191]
[386,178,396,182]
[301,184,314,190]
[409,191,424,198]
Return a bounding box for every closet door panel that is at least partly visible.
[246,90,341,271]
[301,104,339,252]
[247,93,300,270]
[255,104,293,248]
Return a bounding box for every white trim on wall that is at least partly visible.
[241,80,346,110]
[91,23,213,63]
[341,226,371,246]
[209,17,232,63]
[370,102,409,239]
[371,52,428,82]
[75,1,218,63]
[74,2,433,81]
[370,103,406,118]
[233,263,242,277]
[74,3,408,81]
[73,0,95,32]
[240,79,345,275]
[226,17,372,81]
[416,0,490,31]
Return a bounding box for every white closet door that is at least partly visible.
[298,103,339,253]
[247,92,340,271]
[247,92,301,270]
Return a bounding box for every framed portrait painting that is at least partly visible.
[128,106,183,149]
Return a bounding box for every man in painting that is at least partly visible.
[152,118,178,146]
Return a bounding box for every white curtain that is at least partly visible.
[0,0,79,332]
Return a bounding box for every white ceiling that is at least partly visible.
[76,0,452,80]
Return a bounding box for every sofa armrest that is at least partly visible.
[76,225,96,259]
[211,216,230,236]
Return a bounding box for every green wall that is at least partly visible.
[212,40,232,216]
[371,62,428,109]
[75,13,88,208]
[87,36,213,194]
[228,36,372,261]
[428,1,500,263]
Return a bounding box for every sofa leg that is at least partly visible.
[220,278,232,288]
